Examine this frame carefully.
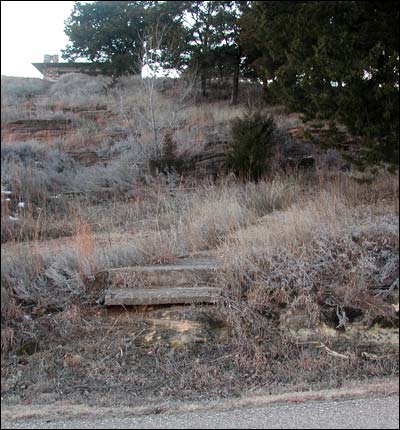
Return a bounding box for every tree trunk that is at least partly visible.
[201,73,207,98]
[230,59,240,105]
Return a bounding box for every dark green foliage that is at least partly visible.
[161,131,178,162]
[240,1,299,84]
[227,112,276,181]
[62,1,187,76]
[241,1,399,169]
[149,131,187,176]
[179,1,242,99]
[63,1,244,100]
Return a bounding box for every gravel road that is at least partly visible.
[2,396,399,429]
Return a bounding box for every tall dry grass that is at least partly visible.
[1,174,302,324]
[0,173,398,409]
[216,172,399,369]
[75,219,96,278]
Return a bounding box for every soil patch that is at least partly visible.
[1,303,398,408]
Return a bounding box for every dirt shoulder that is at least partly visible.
[2,379,398,422]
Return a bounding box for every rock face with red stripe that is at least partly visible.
[1,119,75,143]
[1,105,123,146]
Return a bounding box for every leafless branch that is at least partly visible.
[113,21,198,166]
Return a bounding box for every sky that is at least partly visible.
[1,0,179,79]
[1,1,78,78]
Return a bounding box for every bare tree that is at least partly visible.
[113,22,197,169]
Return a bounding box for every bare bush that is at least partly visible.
[49,73,109,97]
[108,24,197,171]
[218,182,399,334]
[1,141,77,205]
[1,76,50,102]
[112,78,195,166]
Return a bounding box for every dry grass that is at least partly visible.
[1,175,302,342]
[75,220,96,278]
[1,74,398,405]
[2,171,397,354]
[1,170,398,407]
[1,75,110,127]
[216,172,399,370]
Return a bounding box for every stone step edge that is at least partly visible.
[104,286,222,306]
[106,264,221,273]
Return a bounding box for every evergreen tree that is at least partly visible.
[180,1,240,98]
[63,1,244,101]
[241,1,399,169]
[63,1,187,76]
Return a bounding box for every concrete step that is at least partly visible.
[106,263,219,288]
[104,286,222,306]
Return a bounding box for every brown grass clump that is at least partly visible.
[183,192,252,250]
[216,172,399,371]
[75,219,96,278]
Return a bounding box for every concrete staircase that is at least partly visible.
[104,255,222,306]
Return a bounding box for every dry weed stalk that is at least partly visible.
[75,219,96,278]
[1,327,16,353]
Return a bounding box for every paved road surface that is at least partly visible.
[2,396,399,429]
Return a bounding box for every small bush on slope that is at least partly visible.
[227,111,277,181]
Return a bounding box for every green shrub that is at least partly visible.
[149,131,187,176]
[227,111,276,181]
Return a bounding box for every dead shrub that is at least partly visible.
[217,179,399,369]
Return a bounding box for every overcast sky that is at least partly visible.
[1,1,78,78]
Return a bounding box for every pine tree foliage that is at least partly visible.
[227,112,276,180]
[241,1,399,169]
[63,1,187,76]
